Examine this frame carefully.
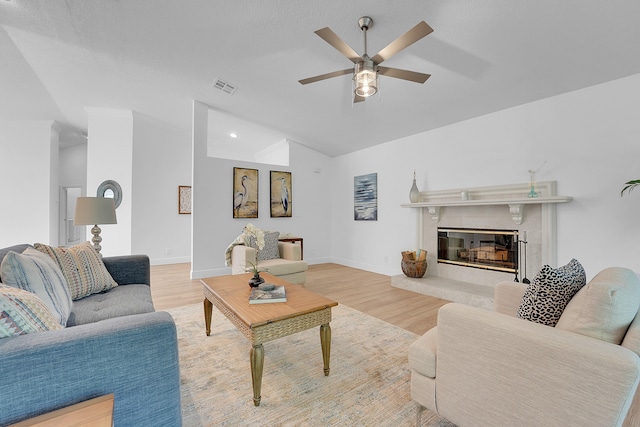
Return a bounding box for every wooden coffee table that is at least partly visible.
[201,273,338,406]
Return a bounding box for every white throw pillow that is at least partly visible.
[557,267,640,345]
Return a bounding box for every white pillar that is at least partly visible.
[86,108,133,256]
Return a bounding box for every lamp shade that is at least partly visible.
[74,197,117,226]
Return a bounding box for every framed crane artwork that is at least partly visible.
[233,167,258,218]
[270,171,292,218]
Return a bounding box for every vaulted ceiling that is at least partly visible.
[2,1,640,157]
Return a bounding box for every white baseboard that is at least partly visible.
[150,256,191,266]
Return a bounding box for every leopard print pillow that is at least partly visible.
[517,259,586,326]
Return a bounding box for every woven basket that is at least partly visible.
[401,259,427,278]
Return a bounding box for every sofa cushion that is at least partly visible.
[250,231,280,261]
[258,258,307,277]
[34,242,118,300]
[67,284,155,326]
[0,248,72,326]
[516,259,586,327]
[408,326,438,378]
[0,285,63,337]
[557,267,640,345]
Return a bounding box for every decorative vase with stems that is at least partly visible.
[242,223,268,287]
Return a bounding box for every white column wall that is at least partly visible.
[0,120,59,246]
[86,108,133,257]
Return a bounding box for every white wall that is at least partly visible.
[331,73,640,279]
[0,120,59,247]
[59,143,87,190]
[191,101,333,279]
[132,115,191,263]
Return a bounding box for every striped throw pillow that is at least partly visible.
[34,242,118,301]
[0,285,63,337]
[0,248,72,326]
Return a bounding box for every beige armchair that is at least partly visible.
[231,242,307,285]
[409,267,640,427]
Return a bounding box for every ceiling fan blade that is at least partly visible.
[299,68,354,85]
[378,66,431,84]
[353,93,366,103]
[371,21,433,64]
[315,27,361,63]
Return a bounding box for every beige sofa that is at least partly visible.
[409,267,640,427]
[231,242,307,285]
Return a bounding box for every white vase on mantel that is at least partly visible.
[409,171,420,203]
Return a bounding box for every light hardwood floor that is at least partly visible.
[151,263,450,336]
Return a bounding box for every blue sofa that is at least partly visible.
[0,244,182,426]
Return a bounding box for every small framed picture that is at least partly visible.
[270,171,292,217]
[178,186,191,214]
[233,167,259,218]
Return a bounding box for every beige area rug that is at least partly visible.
[167,303,455,426]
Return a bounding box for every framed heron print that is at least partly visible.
[270,171,292,217]
[354,173,378,221]
[233,167,258,218]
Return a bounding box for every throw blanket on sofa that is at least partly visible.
[225,233,246,267]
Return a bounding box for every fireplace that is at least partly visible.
[392,182,572,307]
[438,228,519,274]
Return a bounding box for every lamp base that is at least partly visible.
[91,224,103,255]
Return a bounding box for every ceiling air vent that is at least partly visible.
[212,78,237,95]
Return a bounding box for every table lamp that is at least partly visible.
[74,197,117,254]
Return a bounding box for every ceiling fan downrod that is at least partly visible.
[358,16,373,56]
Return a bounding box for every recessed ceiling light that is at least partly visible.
[229,133,238,138]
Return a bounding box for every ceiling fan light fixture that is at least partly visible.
[354,58,378,97]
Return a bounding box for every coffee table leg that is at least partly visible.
[320,323,331,376]
[250,344,264,406]
[203,298,212,336]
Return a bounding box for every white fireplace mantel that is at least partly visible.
[400,181,572,225]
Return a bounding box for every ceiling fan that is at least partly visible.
[299,16,433,103]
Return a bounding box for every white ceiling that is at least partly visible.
[2,1,640,157]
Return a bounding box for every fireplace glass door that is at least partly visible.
[438,228,519,273]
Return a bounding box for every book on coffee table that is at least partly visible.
[249,285,287,304]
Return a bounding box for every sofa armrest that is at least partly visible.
[231,245,256,275]
[102,254,150,286]
[493,281,527,316]
[0,312,181,426]
[278,242,301,261]
[434,303,640,427]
